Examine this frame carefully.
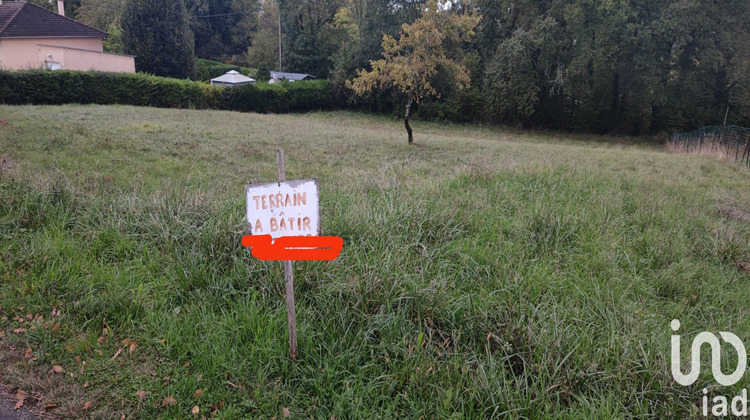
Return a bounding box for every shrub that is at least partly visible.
[0,70,335,114]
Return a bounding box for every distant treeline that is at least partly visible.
[334,0,750,135]
[23,0,749,135]
[0,71,334,114]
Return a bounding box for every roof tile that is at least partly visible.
[0,1,107,39]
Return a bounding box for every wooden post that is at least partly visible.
[276,149,298,361]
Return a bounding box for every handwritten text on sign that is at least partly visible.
[245,179,320,239]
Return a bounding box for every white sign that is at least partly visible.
[245,179,320,239]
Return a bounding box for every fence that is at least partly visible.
[670,125,750,166]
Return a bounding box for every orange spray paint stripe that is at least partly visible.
[241,235,343,261]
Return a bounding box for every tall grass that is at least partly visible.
[0,105,749,418]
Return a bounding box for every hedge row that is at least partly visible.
[0,70,335,114]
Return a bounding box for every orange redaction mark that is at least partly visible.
[241,235,343,261]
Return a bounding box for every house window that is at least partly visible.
[45,61,62,70]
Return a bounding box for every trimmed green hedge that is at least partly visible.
[0,70,334,114]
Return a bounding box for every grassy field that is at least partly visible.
[0,104,749,418]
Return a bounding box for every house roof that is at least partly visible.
[0,1,108,39]
[270,71,315,81]
[210,70,255,85]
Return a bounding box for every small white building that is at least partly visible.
[210,70,255,87]
[269,71,315,83]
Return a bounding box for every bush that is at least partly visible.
[0,70,335,114]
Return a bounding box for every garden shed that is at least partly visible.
[210,70,255,87]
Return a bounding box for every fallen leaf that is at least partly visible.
[80,361,86,375]
[111,347,123,360]
[196,374,203,383]
[75,355,82,364]
[83,401,92,411]
[129,342,137,355]
[0,331,5,338]
[193,389,203,398]
[24,347,33,359]
[52,322,61,332]
[84,381,89,388]
[283,407,290,418]
[120,413,125,420]
[97,336,105,344]
[13,327,26,334]
[52,365,64,373]
[14,390,27,410]
[44,403,58,410]
[184,361,191,367]
[192,405,200,415]
[163,396,177,407]
[136,390,147,401]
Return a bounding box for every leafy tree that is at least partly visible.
[76,0,127,30]
[185,0,259,61]
[76,0,127,53]
[122,0,196,78]
[331,0,429,103]
[247,0,280,72]
[347,0,479,144]
[278,0,342,77]
[484,16,555,124]
[102,23,125,54]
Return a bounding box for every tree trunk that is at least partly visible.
[405,96,414,144]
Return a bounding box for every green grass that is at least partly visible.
[0,104,749,418]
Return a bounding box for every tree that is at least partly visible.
[484,17,555,124]
[122,0,195,78]
[247,0,280,72]
[346,0,479,144]
[185,0,259,61]
[77,0,127,30]
[77,0,127,53]
[278,0,342,77]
